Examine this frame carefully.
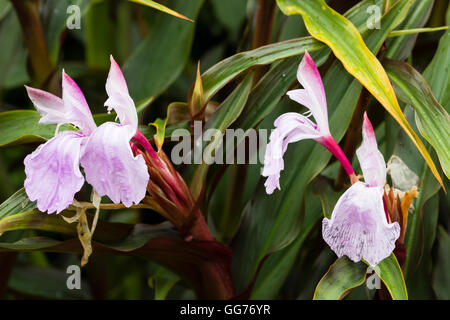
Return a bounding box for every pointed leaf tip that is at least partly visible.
[129,0,193,22]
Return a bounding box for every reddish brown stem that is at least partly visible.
[252,0,276,82]
[187,209,215,242]
[11,0,57,93]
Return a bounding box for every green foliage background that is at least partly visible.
[0,0,448,300]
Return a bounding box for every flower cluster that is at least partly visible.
[24,56,149,213]
[262,51,401,266]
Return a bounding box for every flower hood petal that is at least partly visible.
[104,55,138,130]
[25,86,67,125]
[356,113,386,187]
[24,131,86,214]
[322,182,400,267]
[80,122,149,207]
[287,50,329,133]
[62,71,97,135]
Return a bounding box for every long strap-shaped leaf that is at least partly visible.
[314,257,367,300]
[129,0,193,21]
[276,0,443,188]
[385,59,450,178]
[314,254,408,300]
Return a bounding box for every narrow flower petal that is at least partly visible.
[286,89,313,110]
[25,85,66,125]
[24,131,86,214]
[356,113,386,187]
[80,122,149,207]
[104,55,138,130]
[262,112,322,194]
[62,71,97,135]
[322,182,400,267]
[288,50,329,132]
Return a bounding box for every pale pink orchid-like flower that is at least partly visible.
[262,50,354,194]
[322,113,400,267]
[262,52,400,266]
[24,56,149,213]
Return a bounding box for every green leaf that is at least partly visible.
[148,266,180,300]
[210,0,247,37]
[313,257,367,300]
[149,118,167,151]
[406,195,440,299]
[423,32,450,114]
[8,265,91,299]
[313,254,408,300]
[0,110,73,147]
[201,38,326,103]
[374,254,408,300]
[188,63,205,118]
[311,175,341,219]
[0,231,232,299]
[0,188,232,299]
[250,193,322,299]
[0,210,139,244]
[396,109,441,279]
[385,0,434,60]
[402,30,449,277]
[231,0,412,293]
[0,10,29,89]
[0,188,36,221]
[432,226,450,299]
[385,59,450,178]
[276,0,443,188]
[85,1,120,69]
[123,0,204,101]
[202,0,418,105]
[42,0,90,65]
[0,0,11,20]
[129,0,193,21]
[389,26,448,37]
[166,102,190,125]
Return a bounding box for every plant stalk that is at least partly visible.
[11,0,57,93]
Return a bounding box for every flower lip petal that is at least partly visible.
[24,131,86,214]
[62,70,97,135]
[25,85,66,125]
[104,55,138,130]
[262,112,322,194]
[80,122,149,207]
[356,113,386,187]
[322,182,400,267]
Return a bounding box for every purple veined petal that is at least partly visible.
[289,50,329,132]
[355,113,386,187]
[322,182,400,267]
[62,71,97,135]
[104,55,138,130]
[80,122,149,207]
[262,112,322,194]
[25,85,67,125]
[24,131,86,214]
